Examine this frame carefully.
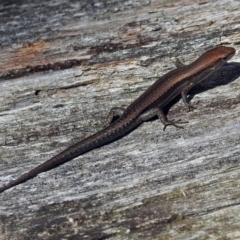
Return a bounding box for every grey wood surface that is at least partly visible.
[0,0,240,239]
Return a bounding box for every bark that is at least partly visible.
[0,0,240,239]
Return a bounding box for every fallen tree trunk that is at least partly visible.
[0,0,240,239]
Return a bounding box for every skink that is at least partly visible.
[0,45,235,193]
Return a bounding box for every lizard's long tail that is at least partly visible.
[0,116,141,193]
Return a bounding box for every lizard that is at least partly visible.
[0,45,235,193]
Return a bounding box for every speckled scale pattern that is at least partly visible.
[0,46,235,193]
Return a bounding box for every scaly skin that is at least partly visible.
[0,46,235,193]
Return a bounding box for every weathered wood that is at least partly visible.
[0,0,240,239]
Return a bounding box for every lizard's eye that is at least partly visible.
[222,52,234,61]
[222,56,229,61]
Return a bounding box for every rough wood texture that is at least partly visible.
[0,0,240,239]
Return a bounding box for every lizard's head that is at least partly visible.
[212,46,235,61]
[202,46,236,69]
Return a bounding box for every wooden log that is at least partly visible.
[0,0,240,239]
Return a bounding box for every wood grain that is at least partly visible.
[0,0,240,239]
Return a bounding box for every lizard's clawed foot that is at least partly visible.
[163,119,188,131]
[186,103,196,112]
